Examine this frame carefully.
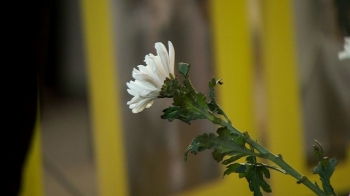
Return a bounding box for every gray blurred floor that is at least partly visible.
[41,96,97,196]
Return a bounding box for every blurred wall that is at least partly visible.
[294,0,350,162]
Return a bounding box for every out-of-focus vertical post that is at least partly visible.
[80,0,129,195]
[211,0,256,139]
[211,1,255,195]
[21,116,44,196]
[261,1,306,195]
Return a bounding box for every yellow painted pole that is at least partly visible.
[20,114,44,196]
[261,1,309,195]
[80,0,129,195]
[211,1,256,138]
[179,1,256,195]
[211,0,256,195]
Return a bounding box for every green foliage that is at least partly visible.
[221,153,247,165]
[158,75,181,98]
[161,90,209,124]
[183,125,278,196]
[185,126,275,196]
[224,156,272,196]
[164,63,278,196]
[159,62,334,196]
[161,63,214,124]
[312,140,338,195]
[178,62,191,78]
[184,131,253,161]
[207,77,225,116]
[161,64,231,125]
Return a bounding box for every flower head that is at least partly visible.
[127,41,175,113]
[338,37,350,60]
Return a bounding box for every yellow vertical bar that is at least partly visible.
[212,0,256,138]
[261,1,307,195]
[21,116,44,196]
[211,0,255,195]
[80,0,129,196]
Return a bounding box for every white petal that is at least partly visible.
[127,80,157,92]
[155,42,170,74]
[145,100,154,108]
[126,41,176,113]
[139,89,159,98]
[168,41,175,75]
[130,98,154,113]
[127,95,141,105]
[134,65,162,87]
[145,54,167,79]
[127,88,138,96]
[132,71,154,86]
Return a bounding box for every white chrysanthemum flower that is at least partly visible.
[127,41,175,113]
[338,37,350,60]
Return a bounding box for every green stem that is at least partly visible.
[211,98,231,123]
[173,74,330,195]
[246,137,327,196]
[202,98,329,196]
[220,119,328,196]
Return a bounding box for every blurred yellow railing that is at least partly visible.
[80,0,129,195]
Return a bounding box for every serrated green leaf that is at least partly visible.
[226,156,273,196]
[222,153,247,165]
[224,163,247,176]
[184,132,254,162]
[263,164,286,174]
[311,158,338,178]
[184,133,216,161]
[216,127,244,148]
[212,149,225,162]
[246,165,272,195]
[239,171,246,178]
[260,166,270,179]
[312,158,338,195]
[161,106,180,122]
[178,62,191,78]
[246,155,256,164]
[223,157,272,195]
[209,77,217,89]
[313,140,324,161]
[183,79,196,93]
[209,77,216,99]
[217,127,231,137]
[233,134,246,147]
[162,88,210,124]
[175,92,208,122]
[207,77,226,116]
[207,101,225,116]
[212,149,240,162]
[312,140,338,195]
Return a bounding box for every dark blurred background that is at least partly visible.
[13,0,349,196]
